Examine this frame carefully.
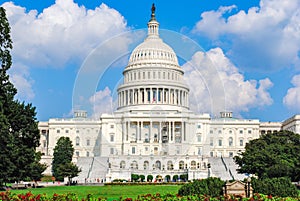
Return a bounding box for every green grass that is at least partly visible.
[9,185,181,200]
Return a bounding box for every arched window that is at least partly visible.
[167,161,173,170]
[75,136,80,146]
[155,160,161,170]
[143,161,149,170]
[191,161,196,170]
[130,161,138,170]
[120,161,126,169]
[179,161,184,170]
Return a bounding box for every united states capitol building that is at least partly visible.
[37,5,300,183]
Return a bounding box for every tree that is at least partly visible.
[52,137,75,181]
[57,162,81,185]
[0,7,43,186]
[29,152,48,183]
[234,130,300,181]
[147,175,153,182]
[139,175,145,182]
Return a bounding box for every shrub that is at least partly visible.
[251,177,299,197]
[147,175,153,182]
[139,175,145,182]
[178,177,225,197]
[131,174,139,182]
[172,175,178,182]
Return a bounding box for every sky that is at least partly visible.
[1,0,300,122]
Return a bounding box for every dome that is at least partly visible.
[126,4,179,69]
[127,36,179,66]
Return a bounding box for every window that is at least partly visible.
[56,129,60,133]
[76,136,80,146]
[132,147,136,154]
[86,151,89,157]
[120,161,126,169]
[155,161,161,170]
[131,161,138,169]
[210,130,213,134]
[65,130,69,134]
[210,152,213,157]
[197,135,201,142]
[143,161,149,170]
[86,139,90,146]
[240,139,244,146]
[210,138,213,146]
[239,130,243,134]
[229,152,233,157]
[179,161,184,170]
[197,124,201,129]
[218,130,222,134]
[76,130,79,133]
[191,161,196,170]
[248,130,252,134]
[167,161,173,170]
[218,139,222,146]
[110,125,114,129]
[110,148,114,155]
[110,134,114,142]
[43,140,46,147]
[198,148,202,155]
[229,130,232,134]
[76,151,79,157]
[228,137,233,146]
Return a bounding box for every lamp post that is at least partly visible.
[247,177,251,197]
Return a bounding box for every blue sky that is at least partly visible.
[1,0,300,122]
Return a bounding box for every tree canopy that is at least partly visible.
[52,137,80,181]
[234,130,300,181]
[0,7,44,186]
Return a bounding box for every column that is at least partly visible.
[168,121,171,142]
[162,88,164,104]
[172,121,175,141]
[150,121,152,141]
[159,121,161,142]
[181,121,184,143]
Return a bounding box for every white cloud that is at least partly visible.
[183,48,273,116]
[192,0,300,71]
[9,63,35,101]
[1,0,130,104]
[89,87,116,118]
[2,0,129,68]
[283,74,300,111]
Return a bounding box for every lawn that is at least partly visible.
[9,184,182,200]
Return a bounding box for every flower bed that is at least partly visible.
[0,191,299,201]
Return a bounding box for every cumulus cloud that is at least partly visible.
[183,48,273,116]
[283,74,300,111]
[89,87,116,118]
[2,0,129,68]
[1,0,130,103]
[9,63,35,100]
[192,0,300,71]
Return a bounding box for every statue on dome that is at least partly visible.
[151,3,156,14]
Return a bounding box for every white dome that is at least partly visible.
[127,36,179,67]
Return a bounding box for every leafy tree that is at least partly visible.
[131,174,139,182]
[52,137,75,181]
[57,162,81,185]
[29,152,48,182]
[139,175,145,182]
[234,130,300,181]
[172,175,178,182]
[251,177,298,197]
[147,175,153,182]
[0,7,43,186]
[165,175,171,182]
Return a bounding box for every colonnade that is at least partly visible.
[121,121,187,144]
[118,87,189,108]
